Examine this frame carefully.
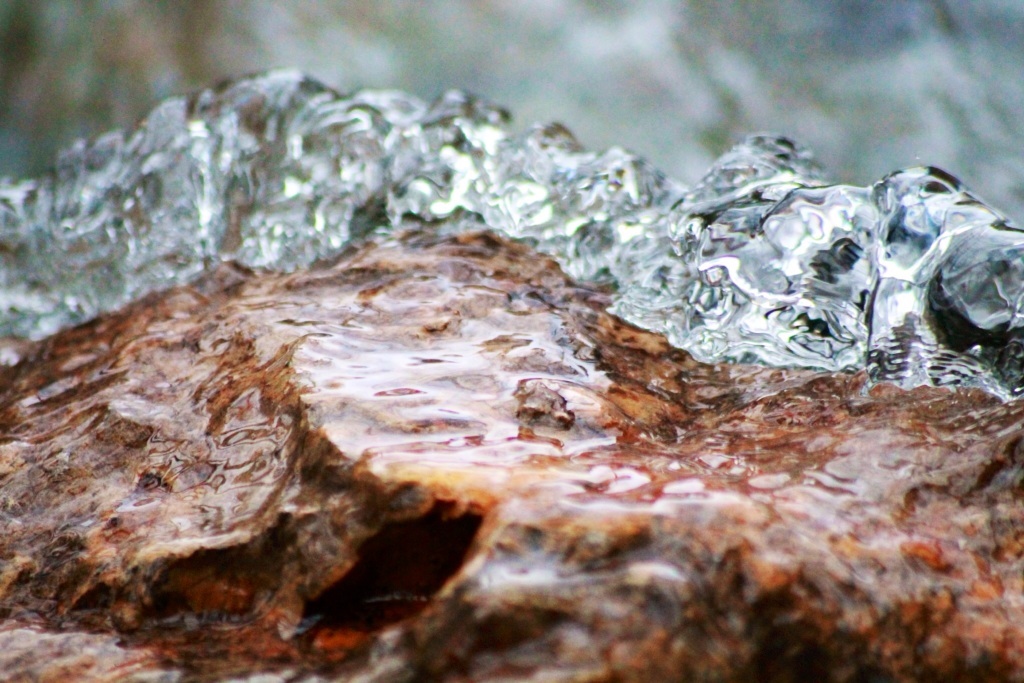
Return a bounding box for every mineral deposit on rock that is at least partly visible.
[3,230,1024,681]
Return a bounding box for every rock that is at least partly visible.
[2,229,1024,681]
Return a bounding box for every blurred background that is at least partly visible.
[1,0,1023,216]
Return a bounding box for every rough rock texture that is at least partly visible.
[2,230,1024,682]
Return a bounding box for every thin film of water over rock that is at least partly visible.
[1,70,1023,398]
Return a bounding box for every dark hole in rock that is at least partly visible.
[145,526,294,624]
[303,503,482,647]
[71,581,114,611]
[148,552,265,623]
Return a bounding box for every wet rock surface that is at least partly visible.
[3,230,1024,681]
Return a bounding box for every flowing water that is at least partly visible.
[2,71,1023,397]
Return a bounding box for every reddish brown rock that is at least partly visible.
[2,230,1024,681]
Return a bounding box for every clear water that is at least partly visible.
[2,71,1023,398]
